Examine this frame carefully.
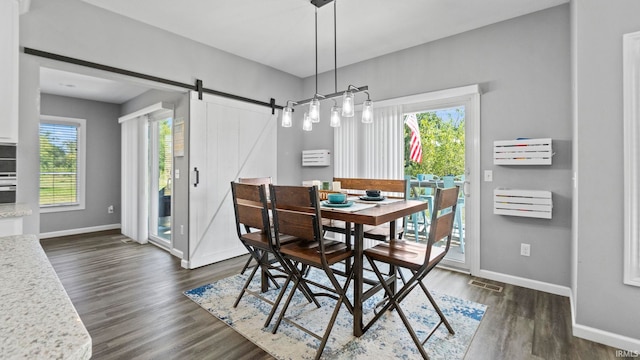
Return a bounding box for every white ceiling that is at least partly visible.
[42,0,568,104]
[81,0,568,78]
[40,67,151,104]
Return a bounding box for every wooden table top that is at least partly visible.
[320,199,427,226]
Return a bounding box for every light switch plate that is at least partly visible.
[484,170,493,182]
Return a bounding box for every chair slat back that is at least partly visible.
[239,177,272,199]
[269,185,321,243]
[426,186,460,254]
[231,182,270,234]
[238,176,272,185]
[333,177,407,199]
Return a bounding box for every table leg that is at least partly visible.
[353,223,364,337]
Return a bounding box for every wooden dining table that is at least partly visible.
[320,199,429,337]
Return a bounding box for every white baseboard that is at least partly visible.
[476,269,571,297]
[39,224,121,239]
[171,248,183,259]
[573,322,640,353]
[479,270,640,352]
[181,259,189,269]
[569,291,640,352]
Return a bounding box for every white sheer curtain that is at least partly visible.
[120,115,148,244]
[334,104,404,179]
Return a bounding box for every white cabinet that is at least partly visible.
[0,0,19,143]
[0,217,23,237]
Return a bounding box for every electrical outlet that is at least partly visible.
[484,170,493,182]
[107,205,114,214]
[520,243,531,257]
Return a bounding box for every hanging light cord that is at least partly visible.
[334,0,338,94]
[315,6,318,96]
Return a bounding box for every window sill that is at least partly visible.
[40,203,85,214]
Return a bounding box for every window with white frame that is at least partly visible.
[39,115,86,212]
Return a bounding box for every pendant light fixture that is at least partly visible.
[281,0,373,130]
[361,91,373,123]
[302,112,313,131]
[281,100,296,127]
[330,101,341,127]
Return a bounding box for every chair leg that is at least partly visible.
[271,275,302,334]
[233,261,260,307]
[315,296,344,360]
[412,212,420,241]
[264,273,292,328]
[240,255,255,275]
[416,278,455,335]
[393,299,431,360]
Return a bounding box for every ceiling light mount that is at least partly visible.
[310,0,334,8]
[281,0,373,130]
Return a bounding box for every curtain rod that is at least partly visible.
[23,47,284,113]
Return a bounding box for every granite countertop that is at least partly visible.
[0,203,33,218]
[0,234,92,359]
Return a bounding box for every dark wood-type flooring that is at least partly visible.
[40,230,626,360]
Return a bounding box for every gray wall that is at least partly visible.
[39,94,121,233]
[284,6,573,286]
[121,89,190,256]
[18,0,302,244]
[573,0,640,340]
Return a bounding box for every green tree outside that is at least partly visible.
[404,107,465,177]
[40,127,78,205]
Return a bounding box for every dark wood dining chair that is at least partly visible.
[237,177,272,275]
[268,184,354,360]
[230,181,317,328]
[326,177,408,241]
[363,186,460,359]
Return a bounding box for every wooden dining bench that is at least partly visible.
[325,177,408,242]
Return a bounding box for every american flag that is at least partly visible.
[405,114,422,163]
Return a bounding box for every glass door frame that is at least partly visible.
[398,85,480,273]
[147,115,173,250]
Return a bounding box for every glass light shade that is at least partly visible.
[330,106,341,127]
[361,99,373,123]
[281,106,293,127]
[302,112,312,131]
[309,98,320,123]
[341,91,355,117]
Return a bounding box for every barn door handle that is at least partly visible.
[193,167,200,187]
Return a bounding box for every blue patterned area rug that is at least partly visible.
[184,268,486,359]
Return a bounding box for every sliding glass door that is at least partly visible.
[148,117,172,247]
[404,105,466,265]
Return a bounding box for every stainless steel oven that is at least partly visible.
[0,144,17,203]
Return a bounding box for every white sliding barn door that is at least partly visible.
[188,92,277,268]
